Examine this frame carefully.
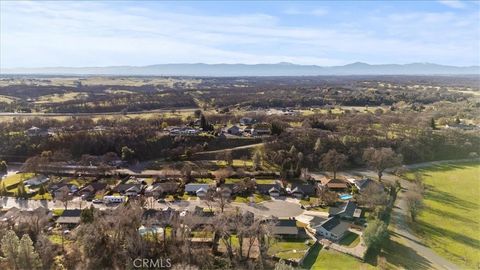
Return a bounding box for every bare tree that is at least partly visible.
[320,149,347,180]
[363,147,402,182]
[356,184,388,209]
[406,191,424,222]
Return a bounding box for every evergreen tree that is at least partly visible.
[430,118,436,130]
[0,160,7,173]
[1,230,19,269]
[17,234,42,270]
[81,205,95,223]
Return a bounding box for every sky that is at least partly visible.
[1,0,479,68]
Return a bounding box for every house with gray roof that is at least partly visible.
[271,218,299,238]
[312,216,351,241]
[329,201,357,220]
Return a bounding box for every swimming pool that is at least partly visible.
[339,194,353,200]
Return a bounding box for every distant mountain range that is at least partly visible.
[2,62,479,76]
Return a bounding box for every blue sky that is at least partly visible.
[1,0,479,68]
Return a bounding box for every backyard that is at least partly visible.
[302,244,375,269]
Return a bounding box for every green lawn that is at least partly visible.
[31,192,53,200]
[2,173,34,189]
[268,239,313,260]
[338,232,360,248]
[409,162,480,269]
[234,194,270,203]
[302,244,375,270]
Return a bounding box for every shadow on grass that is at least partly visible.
[301,242,322,269]
[424,205,478,225]
[415,163,478,174]
[425,187,478,211]
[415,220,480,250]
[381,237,432,270]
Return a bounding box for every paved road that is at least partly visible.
[0,108,198,117]
[194,142,265,155]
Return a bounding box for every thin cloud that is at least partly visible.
[1,1,478,67]
[438,0,466,9]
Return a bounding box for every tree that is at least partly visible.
[57,188,73,210]
[121,146,135,162]
[35,234,56,270]
[317,188,337,206]
[1,230,19,269]
[17,180,27,199]
[430,118,436,130]
[194,109,202,118]
[270,121,285,136]
[363,147,402,182]
[17,234,42,270]
[363,219,388,250]
[320,149,347,180]
[0,160,7,173]
[314,138,323,154]
[252,151,263,171]
[356,184,388,209]
[406,191,424,222]
[38,184,47,200]
[200,114,213,131]
[80,206,95,223]
[0,231,42,270]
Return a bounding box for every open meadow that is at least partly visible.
[411,162,480,269]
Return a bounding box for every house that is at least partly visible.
[169,127,200,136]
[271,218,299,238]
[56,209,82,227]
[25,126,48,137]
[319,178,350,191]
[239,117,254,126]
[256,183,284,197]
[354,178,384,192]
[186,206,215,228]
[445,123,479,130]
[227,125,242,135]
[185,184,211,198]
[50,184,78,199]
[142,208,178,226]
[1,207,50,224]
[145,182,179,197]
[78,182,107,200]
[288,184,317,199]
[220,183,242,195]
[216,186,232,198]
[312,216,351,241]
[24,175,49,187]
[329,201,357,220]
[251,123,271,136]
[114,183,142,196]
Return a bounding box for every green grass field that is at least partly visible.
[302,244,375,269]
[410,162,480,269]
